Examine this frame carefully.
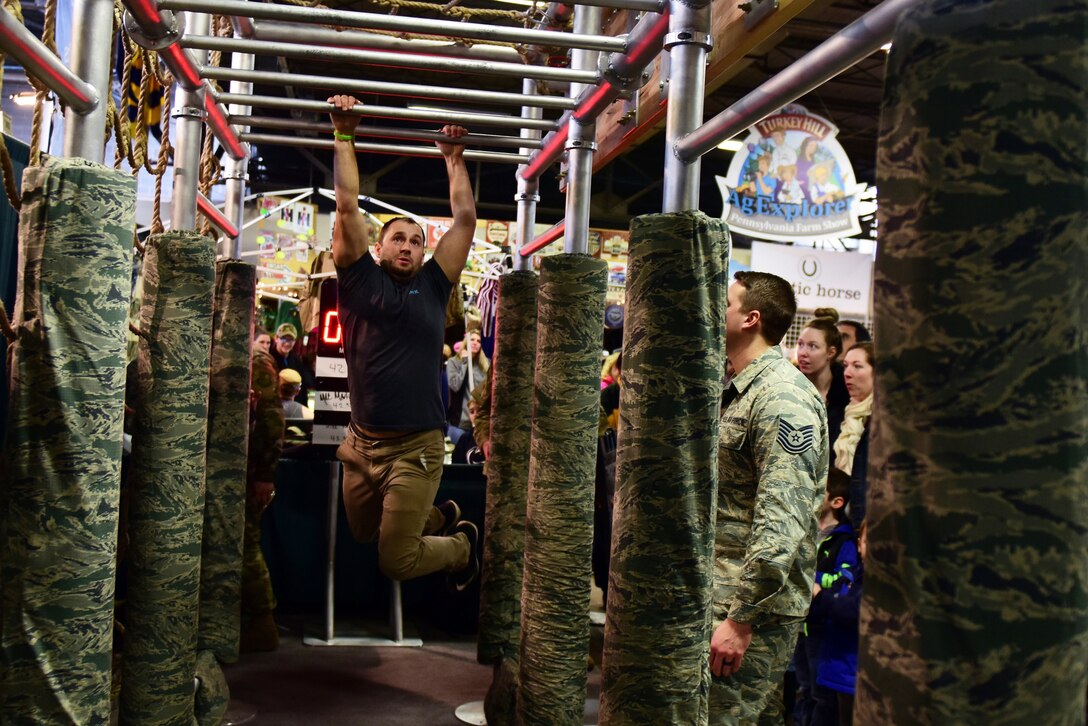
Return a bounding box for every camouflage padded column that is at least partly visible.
[120,231,215,726]
[0,157,135,724]
[858,1,1088,722]
[600,211,729,726]
[198,260,256,664]
[477,271,538,726]
[518,255,607,726]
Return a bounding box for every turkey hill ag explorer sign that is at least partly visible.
[716,105,865,242]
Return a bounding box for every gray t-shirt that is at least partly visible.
[336,253,452,431]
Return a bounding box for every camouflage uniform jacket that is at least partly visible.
[249,349,285,483]
[715,346,828,627]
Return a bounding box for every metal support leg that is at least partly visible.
[62,0,112,162]
[304,460,421,647]
[221,50,254,259]
[661,0,712,213]
[170,11,210,232]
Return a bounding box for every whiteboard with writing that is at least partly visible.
[314,390,351,412]
[312,424,347,446]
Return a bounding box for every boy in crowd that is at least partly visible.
[794,469,858,726]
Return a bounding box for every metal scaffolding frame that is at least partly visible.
[2,0,911,258]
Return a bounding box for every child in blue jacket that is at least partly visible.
[795,469,858,726]
[811,520,866,726]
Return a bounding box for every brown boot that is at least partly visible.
[240,611,280,653]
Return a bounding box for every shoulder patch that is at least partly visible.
[776,419,815,455]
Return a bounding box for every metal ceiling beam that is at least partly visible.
[675,0,913,163]
[240,132,530,164]
[251,20,525,64]
[231,115,541,150]
[215,92,557,132]
[159,0,629,53]
[182,34,600,85]
[519,7,670,181]
[202,66,579,111]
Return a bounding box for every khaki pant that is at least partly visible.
[709,620,802,725]
[337,427,468,580]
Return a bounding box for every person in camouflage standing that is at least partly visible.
[709,271,828,724]
[240,326,285,652]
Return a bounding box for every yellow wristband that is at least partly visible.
[333,132,355,142]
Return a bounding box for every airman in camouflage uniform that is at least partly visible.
[240,327,285,652]
[710,271,828,725]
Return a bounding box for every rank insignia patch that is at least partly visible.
[777,420,814,454]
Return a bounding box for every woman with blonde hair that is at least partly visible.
[833,341,874,528]
[446,329,489,431]
[600,351,621,390]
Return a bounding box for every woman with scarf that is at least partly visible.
[833,342,874,529]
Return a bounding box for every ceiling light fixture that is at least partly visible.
[880,42,892,52]
[717,138,745,152]
[10,91,37,107]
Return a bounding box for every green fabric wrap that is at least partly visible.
[478,272,538,662]
[517,254,607,726]
[198,260,256,664]
[120,231,215,726]
[858,1,1088,722]
[193,649,230,726]
[600,211,730,726]
[0,157,135,724]
[478,271,538,726]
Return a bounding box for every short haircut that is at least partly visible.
[839,319,872,343]
[253,327,269,340]
[379,216,425,244]
[733,271,797,345]
[827,467,851,504]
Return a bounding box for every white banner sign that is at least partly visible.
[749,241,872,317]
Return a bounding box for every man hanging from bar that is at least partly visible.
[327,94,479,591]
[709,271,828,724]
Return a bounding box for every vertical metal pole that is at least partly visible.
[514,78,542,272]
[325,460,339,643]
[390,581,404,643]
[171,12,210,232]
[661,0,712,213]
[62,0,113,161]
[563,5,602,255]
[222,51,254,258]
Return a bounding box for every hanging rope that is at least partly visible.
[0,0,24,209]
[276,0,537,54]
[148,75,173,235]
[27,0,59,167]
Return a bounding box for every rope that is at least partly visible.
[277,0,536,50]
[147,76,173,235]
[28,0,60,167]
[0,143,22,211]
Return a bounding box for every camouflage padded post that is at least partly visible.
[193,649,229,726]
[518,255,607,726]
[477,271,538,726]
[198,260,256,664]
[0,158,135,724]
[120,231,215,726]
[600,211,729,726]
[858,1,1088,722]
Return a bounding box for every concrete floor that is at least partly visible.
[223,613,604,726]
